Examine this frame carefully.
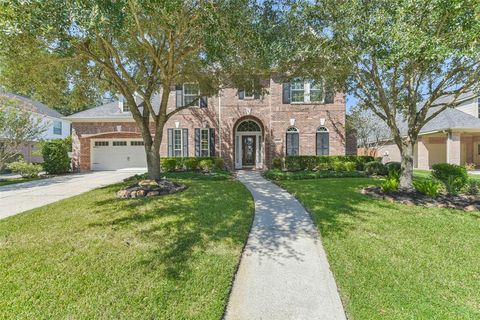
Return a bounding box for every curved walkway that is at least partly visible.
[225,171,346,320]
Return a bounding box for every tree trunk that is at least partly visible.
[399,141,414,191]
[146,149,161,180]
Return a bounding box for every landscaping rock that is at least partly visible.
[362,186,479,211]
[116,178,187,199]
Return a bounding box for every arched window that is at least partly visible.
[286,127,299,156]
[316,126,329,155]
[237,120,261,132]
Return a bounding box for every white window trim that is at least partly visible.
[200,128,210,156]
[290,79,325,104]
[173,128,183,157]
[183,83,201,107]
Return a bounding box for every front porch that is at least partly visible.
[415,131,480,169]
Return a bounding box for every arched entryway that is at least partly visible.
[234,118,264,169]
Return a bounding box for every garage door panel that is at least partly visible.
[92,140,147,170]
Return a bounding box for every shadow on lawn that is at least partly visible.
[90,180,253,280]
[280,178,396,238]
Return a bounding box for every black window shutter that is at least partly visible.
[195,128,200,157]
[325,86,335,104]
[238,89,245,100]
[209,128,215,156]
[282,82,291,104]
[200,96,208,108]
[167,128,173,156]
[182,128,188,157]
[175,85,183,108]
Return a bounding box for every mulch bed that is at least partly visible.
[117,178,187,198]
[362,186,480,211]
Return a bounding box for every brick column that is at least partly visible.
[446,132,461,165]
[417,137,429,169]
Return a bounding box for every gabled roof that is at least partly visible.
[66,95,162,120]
[0,92,65,118]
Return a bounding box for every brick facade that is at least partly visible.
[71,78,346,171]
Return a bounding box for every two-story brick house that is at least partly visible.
[66,77,346,171]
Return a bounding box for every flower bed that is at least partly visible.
[362,186,480,211]
[117,178,187,198]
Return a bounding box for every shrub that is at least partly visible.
[183,158,199,171]
[272,158,283,170]
[381,177,399,192]
[317,162,330,171]
[465,179,480,196]
[161,158,177,172]
[41,138,71,174]
[344,161,356,171]
[413,179,440,197]
[299,156,318,171]
[431,163,468,194]
[331,161,345,171]
[284,156,302,171]
[385,162,401,175]
[214,157,224,170]
[7,160,42,178]
[264,169,367,180]
[198,159,215,172]
[365,161,387,175]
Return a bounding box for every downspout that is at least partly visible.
[218,90,222,158]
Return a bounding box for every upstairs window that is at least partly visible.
[176,84,207,108]
[122,102,130,112]
[53,121,62,135]
[286,127,299,156]
[283,78,328,104]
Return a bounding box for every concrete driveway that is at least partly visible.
[0,169,145,220]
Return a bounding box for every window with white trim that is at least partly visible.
[291,79,324,103]
[183,83,200,107]
[122,101,130,112]
[200,128,210,157]
[286,127,299,156]
[53,121,62,135]
[173,129,183,157]
[94,141,109,147]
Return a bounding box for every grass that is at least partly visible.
[277,177,480,319]
[0,172,254,319]
[0,176,41,186]
[414,168,480,182]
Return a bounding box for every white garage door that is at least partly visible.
[91,139,147,170]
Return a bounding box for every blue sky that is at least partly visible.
[345,94,357,112]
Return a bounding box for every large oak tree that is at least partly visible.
[300,0,480,190]
[0,0,266,179]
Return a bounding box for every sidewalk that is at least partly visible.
[224,170,346,320]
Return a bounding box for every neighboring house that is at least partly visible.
[0,92,71,162]
[66,77,346,171]
[372,91,480,169]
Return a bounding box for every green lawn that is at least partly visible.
[414,168,480,182]
[277,178,480,319]
[0,173,254,319]
[0,176,41,186]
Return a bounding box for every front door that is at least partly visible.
[242,135,256,166]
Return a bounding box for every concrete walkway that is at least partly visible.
[224,171,346,320]
[0,169,145,220]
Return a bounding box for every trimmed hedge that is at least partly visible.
[431,163,468,195]
[41,138,71,174]
[365,161,387,176]
[160,157,224,172]
[265,169,368,181]
[281,155,375,172]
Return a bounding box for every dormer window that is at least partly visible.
[122,101,129,112]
